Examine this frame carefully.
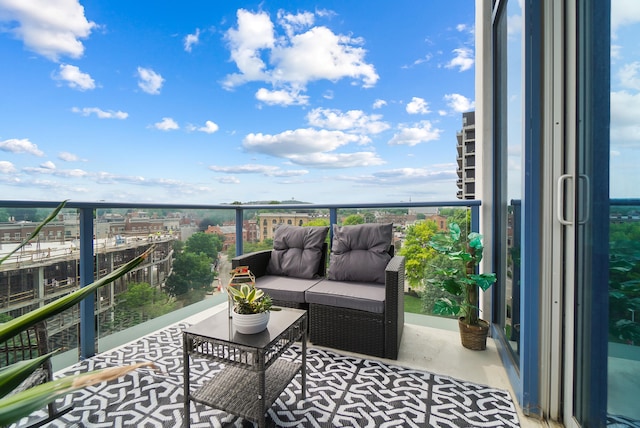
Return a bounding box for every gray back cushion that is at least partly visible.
[266,225,329,279]
[328,223,393,284]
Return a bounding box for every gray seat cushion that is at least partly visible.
[256,275,324,304]
[267,225,329,279]
[305,279,386,314]
[328,223,392,284]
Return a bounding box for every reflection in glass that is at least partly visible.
[608,0,640,419]
[495,0,523,361]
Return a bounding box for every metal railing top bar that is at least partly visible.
[0,199,481,210]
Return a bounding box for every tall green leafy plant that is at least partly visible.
[0,202,156,425]
[428,223,497,326]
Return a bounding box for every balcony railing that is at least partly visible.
[0,199,481,366]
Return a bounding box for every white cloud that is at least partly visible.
[611,90,640,143]
[0,138,44,156]
[23,165,88,177]
[223,9,378,102]
[307,108,390,134]
[277,10,314,38]
[71,107,128,119]
[612,0,640,35]
[40,160,56,169]
[153,117,179,131]
[286,151,384,168]
[388,120,442,146]
[446,47,474,72]
[406,97,430,114]
[198,120,219,134]
[218,176,241,184]
[54,64,95,90]
[373,99,387,109]
[256,88,309,105]
[58,151,79,161]
[209,163,308,177]
[618,62,640,90]
[271,26,378,87]
[137,67,164,94]
[244,128,364,157]
[184,28,200,52]
[242,128,380,168]
[0,161,16,173]
[350,166,457,186]
[444,93,475,112]
[0,0,95,61]
[223,9,275,88]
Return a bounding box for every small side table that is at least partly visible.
[183,308,307,427]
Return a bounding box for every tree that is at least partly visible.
[113,282,177,328]
[184,232,223,261]
[172,240,184,254]
[399,220,439,290]
[225,239,273,259]
[165,252,215,296]
[306,219,329,226]
[342,214,364,225]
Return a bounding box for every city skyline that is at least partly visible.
[0,1,475,204]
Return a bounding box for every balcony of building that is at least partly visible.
[0,199,554,428]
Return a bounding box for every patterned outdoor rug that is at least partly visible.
[13,323,521,428]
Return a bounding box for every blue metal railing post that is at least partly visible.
[78,207,95,359]
[471,204,479,233]
[329,208,338,249]
[235,208,243,256]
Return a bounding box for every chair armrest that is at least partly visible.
[231,249,272,278]
[384,255,405,359]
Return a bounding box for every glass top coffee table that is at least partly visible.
[182,308,307,427]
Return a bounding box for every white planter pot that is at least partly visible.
[233,311,270,334]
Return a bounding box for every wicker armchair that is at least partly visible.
[0,322,73,427]
[307,253,405,360]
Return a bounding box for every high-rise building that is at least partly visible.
[456,111,476,200]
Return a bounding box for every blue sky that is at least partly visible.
[0,1,477,204]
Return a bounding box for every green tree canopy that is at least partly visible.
[399,220,439,289]
[306,219,329,226]
[226,239,273,259]
[165,252,215,296]
[184,232,223,261]
[342,214,364,225]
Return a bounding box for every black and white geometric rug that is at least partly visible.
[13,323,521,428]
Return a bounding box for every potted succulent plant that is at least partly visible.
[428,222,497,350]
[227,283,278,334]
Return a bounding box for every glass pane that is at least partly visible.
[608,0,640,421]
[494,0,523,362]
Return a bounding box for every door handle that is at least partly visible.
[557,174,573,225]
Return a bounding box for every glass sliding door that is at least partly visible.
[565,0,612,426]
[604,0,640,424]
[493,0,524,368]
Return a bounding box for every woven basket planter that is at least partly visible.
[458,318,489,351]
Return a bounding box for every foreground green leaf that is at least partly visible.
[0,362,156,425]
[0,352,56,399]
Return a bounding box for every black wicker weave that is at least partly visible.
[309,255,405,359]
